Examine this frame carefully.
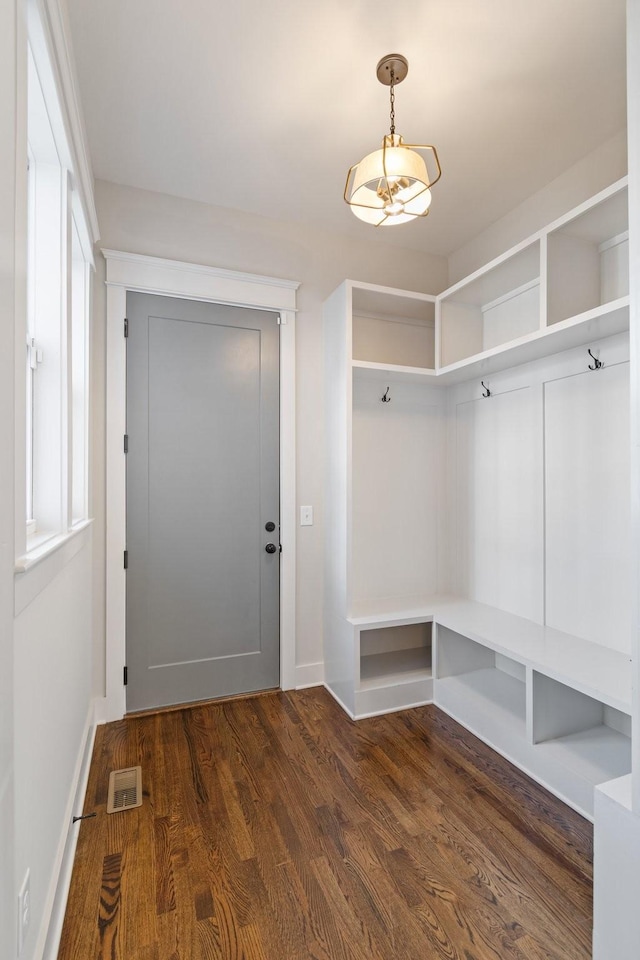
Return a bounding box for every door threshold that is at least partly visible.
[126,687,281,719]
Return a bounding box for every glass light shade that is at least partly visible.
[347,135,433,226]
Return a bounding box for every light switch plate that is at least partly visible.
[300,505,313,526]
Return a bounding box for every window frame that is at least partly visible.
[16,4,96,574]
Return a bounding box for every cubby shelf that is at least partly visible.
[351,359,437,382]
[436,668,527,734]
[436,176,628,382]
[436,297,629,385]
[535,727,631,787]
[360,648,432,689]
[435,600,632,714]
[432,601,632,817]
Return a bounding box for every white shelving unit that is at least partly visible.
[433,603,632,818]
[438,241,541,368]
[323,176,632,817]
[323,281,440,719]
[436,177,629,384]
[352,284,436,370]
[547,183,629,326]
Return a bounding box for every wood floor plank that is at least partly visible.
[58,690,593,960]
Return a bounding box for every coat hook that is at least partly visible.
[481,381,491,398]
[381,386,391,403]
[588,349,603,371]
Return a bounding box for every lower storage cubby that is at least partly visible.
[354,621,433,718]
[359,622,432,688]
[531,672,631,793]
[432,621,631,818]
[434,625,527,743]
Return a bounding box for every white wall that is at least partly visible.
[14,538,94,960]
[448,130,628,284]
[92,179,449,683]
[0,0,18,954]
[0,3,100,959]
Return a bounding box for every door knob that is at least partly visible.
[265,543,277,554]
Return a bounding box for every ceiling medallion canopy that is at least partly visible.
[344,54,441,227]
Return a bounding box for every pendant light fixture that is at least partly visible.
[344,54,441,227]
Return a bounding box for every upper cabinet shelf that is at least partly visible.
[350,283,437,372]
[335,178,629,389]
[547,183,628,326]
[438,241,541,369]
[436,177,629,383]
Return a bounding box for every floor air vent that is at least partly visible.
[107,766,143,814]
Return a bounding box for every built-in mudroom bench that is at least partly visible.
[323,175,632,823]
[434,598,631,819]
[337,595,631,819]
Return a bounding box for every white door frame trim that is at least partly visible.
[102,249,299,722]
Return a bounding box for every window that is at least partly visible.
[21,30,93,559]
[71,217,90,526]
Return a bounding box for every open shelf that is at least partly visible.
[439,242,541,367]
[534,726,631,786]
[360,648,432,689]
[547,183,629,326]
[351,359,438,384]
[359,622,432,690]
[437,667,527,733]
[531,671,632,787]
[435,625,527,742]
[436,298,629,385]
[352,284,436,371]
[431,605,632,817]
[434,178,629,385]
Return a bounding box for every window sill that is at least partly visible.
[14,519,93,615]
[16,519,93,573]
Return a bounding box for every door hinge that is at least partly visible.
[124,434,129,453]
[124,317,129,338]
[123,666,128,686]
[124,549,128,569]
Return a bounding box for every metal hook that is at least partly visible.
[588,349,603,371]
[381,386,391,403]
[481,381,491,398]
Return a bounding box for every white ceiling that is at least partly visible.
[66,0,627,257]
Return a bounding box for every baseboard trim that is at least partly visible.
[93,695,110,726]
[323,683,356,720]
[38,699,98,960]
[354,698,434,721]
[295,661,324,689]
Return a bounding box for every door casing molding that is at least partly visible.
[102,249,299,722]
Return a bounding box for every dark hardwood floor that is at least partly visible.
[58,688,593,960]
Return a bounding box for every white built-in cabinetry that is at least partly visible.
[438,178,629,381]
[323,176,631,820]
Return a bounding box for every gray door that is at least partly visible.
[125,292,280,711]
